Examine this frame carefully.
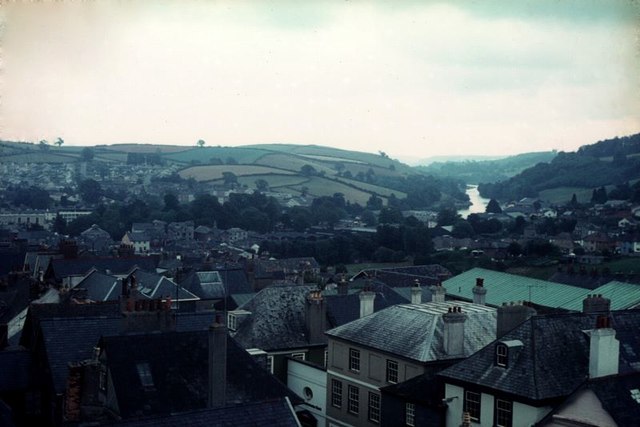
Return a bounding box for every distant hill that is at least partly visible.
[477,133,640,203]
[416,151,557,184]
[414,154,506,166]
[0,140,462,207]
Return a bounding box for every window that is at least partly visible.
[291,352,306,361]
[496,344,508,367]
[368,392,381,423]
[495,399,512,427]
[464,390,481,421]
[266,355,274,374]
[99,365,107,392]
[331,379,343,408]
[349,348,360,372]
[227,313,237,331]
[348,385,359,414]
[324,349,329,368]
[136,362,154,388]
[405,402,415,426]
[386,359,399,383]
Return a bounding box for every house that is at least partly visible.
[45,256,157,288]
[229,283,326,382]
[250,257,321,291]
[582,232,616,254]
[167,221,194,242]
[179,266,252,311]
[324,295,497,427]
[121,231,151,255]
[79,224,113,255]
[438,300,640,427]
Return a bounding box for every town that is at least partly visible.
[0,134,639,426]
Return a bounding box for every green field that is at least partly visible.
[0,152,80,163]
[235,174,310,189]
[298,154,365,164]
[334,177,407,198]
[179,164,294,181]
[254,153,336,175]
[289,176,381,205]
[164,147,269,164]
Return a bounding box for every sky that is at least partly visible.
[1,0,639,162]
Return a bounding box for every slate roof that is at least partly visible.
[73,271,119,301]
[253,257,319,279]
[326,301,497,363]
[586,372,640,427]
[180,268,251,300]
[324,279,409,328]
[132,270,199,301]
[48,257,157,281]
[100,330,301,418]
[232,283,320,351]
[353,264,452,288]
[98,398,299,427]
[443,268,590,308]
[23,304,221,394]
[439,310,640,402]
[380,362,450,406]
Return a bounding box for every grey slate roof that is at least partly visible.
[232,283,320,351]
[99,398,299,427]
[326,301,497,363]
[439,310,640,402]
[353,264,452,287]
[47,257,157,281]
[101,330,301,418]
[180,268,251,300]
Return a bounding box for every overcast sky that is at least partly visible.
[1,0,639,161]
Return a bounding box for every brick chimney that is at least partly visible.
[443,306,466,356]
[305,290,326,344]
[588,315,619,379]
[208,314,227,408]
[411,279,422,304]
[472,278,487,305]
[359,288,376,318]
[430,282,446,303]
[582,294,611,313]
[497,301,536,338]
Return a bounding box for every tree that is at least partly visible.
[78,179,102,203]
[222,172,238,186]
[163,193,180,211]
[39,140,49,150]
[55,137,64,148]
[300,164,317,177]
[437,206,459,226]
[80,147,94,161]
[197,139,205,148]
[255,179,269,192]
[366,194,384,211]
[485,199,502,214]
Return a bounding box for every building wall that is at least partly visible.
[444,383,551,427]
[326,339,425,427]
[288,359,327,427]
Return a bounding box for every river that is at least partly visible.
[458,185,490,218]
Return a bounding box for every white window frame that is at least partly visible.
[349,348,360,372]
[324,349,329,368]
[227,313,237,331]
[331,379,343,408]
[496,344,508,367]
[386,359,399,383]
[464,390,481,421]
[348,385,359,414]
[266,355,274,374]
[495,398,512,427]
[406,402,415,426]
[368,392,381,423]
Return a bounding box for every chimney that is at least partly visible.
[337,277,349,296]
[305,290,326,344]
[443,306,466,356]
[430,282,447,303]
[208,314,227,408]
[582,294,611,314]
[472,278,487,305]
[411,279,422,305]
[497,302,536,338]
[588,315,619,378]
[359,289,376,318]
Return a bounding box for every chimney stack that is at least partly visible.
[497,301,536,338]
[582,294,611,314]
[359,286,376,318]
[208,314,227,408]
[411,279,422,305]
[443,306,466,356]
[430,282,447,303]
[472,278,487,305]
[588,315,619,379]
[337,276,349,296]
[305,290,326,344]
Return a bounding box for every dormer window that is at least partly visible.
[496,344,508,367]
[136,362,154,388]
[228,313,237,331]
